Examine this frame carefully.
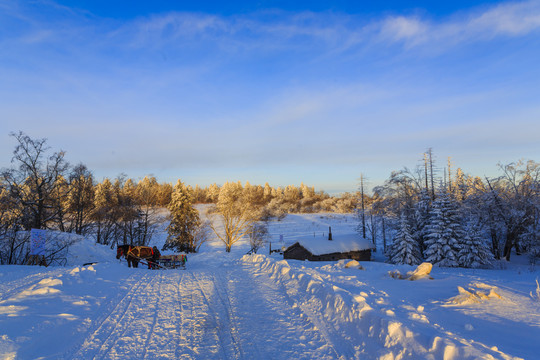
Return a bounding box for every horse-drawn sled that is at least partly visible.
[116,245,187,270]
[156,254,187,269]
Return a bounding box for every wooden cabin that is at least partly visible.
[283,233,373,261]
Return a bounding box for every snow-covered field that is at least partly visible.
[1,212,539,359]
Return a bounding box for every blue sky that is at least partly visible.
[1,0,539,193]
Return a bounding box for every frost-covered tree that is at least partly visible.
[210,181,261,252]
[91,178,119,245]
[484,161,540,260]
[389,213,422,265]
[134,176,161,246]
[247,222,270,254]
[65,164,94,235]
[424,189,464,267]
[164,180,201,253]
[413,188,432,253]
[458,227,494,268]
[0,132,70,230]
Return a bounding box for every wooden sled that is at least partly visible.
[157,254,187,269]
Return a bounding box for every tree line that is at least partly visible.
[4,133,536,266]
[358,149,540,267]
[191,182,358,214]
[0,132,355,263]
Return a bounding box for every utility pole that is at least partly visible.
[427,148,435,200]
[447,157,452,193]
[360,174,366,239]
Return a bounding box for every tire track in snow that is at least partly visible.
[228,262,337,360]
[175,271,225,359]
[63,260,356,360]
[243,258,358,359]
[175,270,206,360]
[141,271,185,359]
[192,271,244,359]
[210,270,247,359]
[175,271,203,359]
[93,271,163,359]
[62,271,148,358]
[68,271,159,359]
[140,271,165,360]
[212,271,247,359]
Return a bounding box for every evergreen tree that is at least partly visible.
[390,213,422,265]
[164,180,200,253]
[413,188,432,253]
[458,227,494,268]
[424,189,464,267]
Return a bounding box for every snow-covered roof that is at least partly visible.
[289,233,374,255]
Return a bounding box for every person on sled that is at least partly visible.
[149,246,161,269]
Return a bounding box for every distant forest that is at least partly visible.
[1,133,538,268]
[359,149,539,266]
[0,132,356,264]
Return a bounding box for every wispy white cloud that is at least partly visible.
[114,1,540,52]
[4,1,540,57]
[467,0,540,36]
[1,0,540,191]
[380,16,428,44]
[113,12,228,49]
[379,0,540,48]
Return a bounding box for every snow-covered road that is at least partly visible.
[1,254,347,359]
[66,260,338,360]
[1,245,539,359]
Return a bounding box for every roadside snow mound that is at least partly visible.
[243,255,516,360]
[66,237,115,266]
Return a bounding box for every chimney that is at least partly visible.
[328,226,332,241]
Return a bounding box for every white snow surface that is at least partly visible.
[0,211,539,359]
[290,233,374,255]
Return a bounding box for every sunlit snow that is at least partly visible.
[0,211,539,359]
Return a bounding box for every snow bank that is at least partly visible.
[65,237,115,266]
[243,254,519,360]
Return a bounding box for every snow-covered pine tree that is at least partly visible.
[424,188,464,267]
[413,188,432,254]
[458,226,493,268]
[390,213,422,265]
[163,180,201,253]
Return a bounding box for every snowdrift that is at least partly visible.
[242,254,520,360]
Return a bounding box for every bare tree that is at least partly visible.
[134,176,161,246]
[1,132,69,230]
[484,161,540,261]
[247,223,270,253]
[65,163,95,235]
[358,174,367,239]
[192,220,212,252]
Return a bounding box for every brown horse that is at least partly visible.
[116,245,157,268]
